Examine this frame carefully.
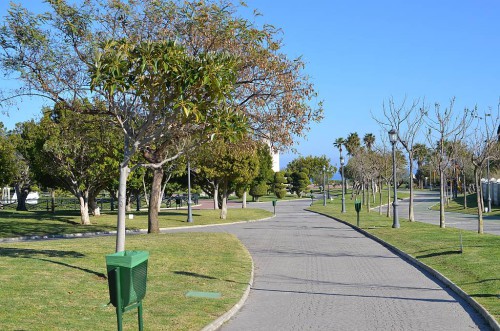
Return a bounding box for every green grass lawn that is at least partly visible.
[0,208,273,238]
[309,193,500,322]
[0,232,252,330]
[429,193,500,216]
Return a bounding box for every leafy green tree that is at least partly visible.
[273,171,287,199]
[290,171,309,197]
[6,129,32,211]
[286,155,334,185]
[92,39,242,234]
[248,143,274,202]
[18,106,122,224]
[0,0,321,250]
[0,123,16,187]
[194,136,258,219]
[256,144,275,185]
[249,180,268,202]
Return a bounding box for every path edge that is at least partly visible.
[201,255,255,331]
[0,215,276,243]
[309,209,500,331]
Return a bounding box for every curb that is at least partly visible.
[308,209,500,331]
[201,256,255,331]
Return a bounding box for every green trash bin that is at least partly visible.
[354,200,362,227]
[106,250,149,331]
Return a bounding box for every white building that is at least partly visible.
[263,139,280,172]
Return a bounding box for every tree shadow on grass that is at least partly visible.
[416,250,462,259]
[32,258,107,279]
[470,293,500,298]
[0,247,85,258]
[174,271,217,280]
[173,270,247,285]
[462,278,500,285]
[0,248,107,279]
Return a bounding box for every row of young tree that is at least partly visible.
[0,110,282,217]
[334,97,500,234]
[0,109,326,227]
[0,0,323,251]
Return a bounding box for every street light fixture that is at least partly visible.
[485,113,492,213]
[323,165,327,206]
[327,168,331,200]
[389,128,400,228]
[475,113,493,213]
[340,154,346,213]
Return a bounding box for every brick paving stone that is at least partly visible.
[169,199,490,330]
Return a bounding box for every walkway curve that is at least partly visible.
[379,190,500,235]
[168,199,490,331]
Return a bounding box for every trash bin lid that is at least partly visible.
[106,250,149,268]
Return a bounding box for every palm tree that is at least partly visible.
[363,133,376,151]
[412,143,429,188]
[333,137,345,153]
[345,132,361,156]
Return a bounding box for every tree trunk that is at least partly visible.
[126,195,132,212]
[378,178,383,215]
[372,179,376,204]
[387,180,391,217]
[242,190,247,208]
[220,183,228,219]
[14,184,29,211]
[474,168,484,234]
[366,179,371,213]
[148,167,164,234]
[142,174,150,207]
[362,180,365,205]
[213,183,219,210]
[463,172,467,209]
[109,190,117,211]
[408,159,415,222]
[116,162,130,253]
[50,189,56,214]
[89,191,100,216]
[78,191,91,225]
[439,170,446,228]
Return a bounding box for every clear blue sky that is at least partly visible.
[2,1,500,171]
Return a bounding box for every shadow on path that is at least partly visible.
[251,287,457,303]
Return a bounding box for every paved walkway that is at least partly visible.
[378,191,500,235]
[169,199,490,330]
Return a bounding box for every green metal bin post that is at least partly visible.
[106,250,149,331]
[354,200,362,227]
[272,200,277,215]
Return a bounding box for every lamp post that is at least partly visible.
[323,165,327,206]
[187,158,193,223]
[327,168,330,200]
[389,128,400,228]
[340,153,346,213]
[484,113,492,213]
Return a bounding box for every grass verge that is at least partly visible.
[0,233,252,330]
[0,208,272,238]
[309,200,500,323]
[429,193,500,216]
